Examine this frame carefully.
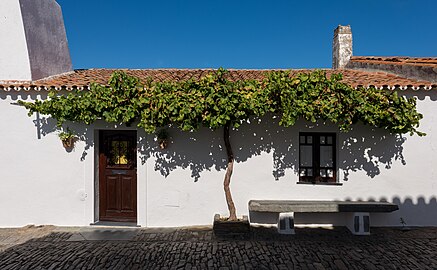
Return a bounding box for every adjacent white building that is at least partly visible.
[0,0,436,228]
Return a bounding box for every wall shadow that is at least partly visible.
[139,128,227,181]
[141,115,408,184]
[232,116,298,180]
[0,91,50,102]
[3,92,409,181]
[338,126,406,181]
[401,89,437,101]
[34,114,94,161]
[2,92,95,161]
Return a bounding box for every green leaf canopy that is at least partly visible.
[19,69,424,136]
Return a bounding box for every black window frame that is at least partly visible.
[299,132,337,184]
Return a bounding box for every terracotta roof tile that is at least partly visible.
[347,56,437,84]
[350,56,437,68]
[0,68,435,92]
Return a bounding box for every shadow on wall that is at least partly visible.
[138,128,227,181]
[138,114,407,183]
[250,196,437,227]
[339,126,406,181]
[37,115,94,161]
[6,92,409,181]
[374,196,437,226]
[402,89,437,101]
[4,92,95,161]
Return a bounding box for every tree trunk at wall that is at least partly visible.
[223,123,237,221]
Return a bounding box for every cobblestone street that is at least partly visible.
[0,225,436,269]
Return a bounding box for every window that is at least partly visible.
[110,140,129,165]
[104,133,136,168]
[299,133,336,183]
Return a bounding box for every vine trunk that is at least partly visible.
[223,123,237,221]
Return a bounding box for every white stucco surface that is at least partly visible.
[0,0,72,81]
[0,90,436,228]
[0,0,32,81]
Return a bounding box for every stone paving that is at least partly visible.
[0,225,436,269]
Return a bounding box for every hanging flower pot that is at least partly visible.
[58,128,77,149]
[156,129,170,150]
[62,137,75,148]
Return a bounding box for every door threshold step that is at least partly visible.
[90,221,140,228]
[68,228,139,241]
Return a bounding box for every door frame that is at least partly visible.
[97,129,138,223]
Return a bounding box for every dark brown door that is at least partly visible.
[99,130,137,222]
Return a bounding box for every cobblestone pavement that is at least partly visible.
[0,225,436,269]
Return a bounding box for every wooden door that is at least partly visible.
[99,130,137,222]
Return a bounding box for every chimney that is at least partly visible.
[0,0,72,81]
[332,25,352,69]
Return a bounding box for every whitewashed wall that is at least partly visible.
[0,0,32,81]
[0,92,85,227]
[0,0,72,81]
[0,90,436,228]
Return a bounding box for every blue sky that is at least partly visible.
[58,0,436,70]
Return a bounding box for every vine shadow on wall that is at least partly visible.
[137,115,407,183]
[6,92,95,160]
[5,93,408,180]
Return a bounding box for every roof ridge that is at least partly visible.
[0,68,435,91]
[34,70,77,83]
[77,68,313,71]
[351,56,437,60]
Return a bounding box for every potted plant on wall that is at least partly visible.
[156,128,170,150]
[58,128,76,149]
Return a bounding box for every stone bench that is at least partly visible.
[248,200,399,235]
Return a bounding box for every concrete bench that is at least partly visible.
[248,200,399,235]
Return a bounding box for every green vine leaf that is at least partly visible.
[18,69,424,136]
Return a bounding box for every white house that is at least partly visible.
[0,0,436,229]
